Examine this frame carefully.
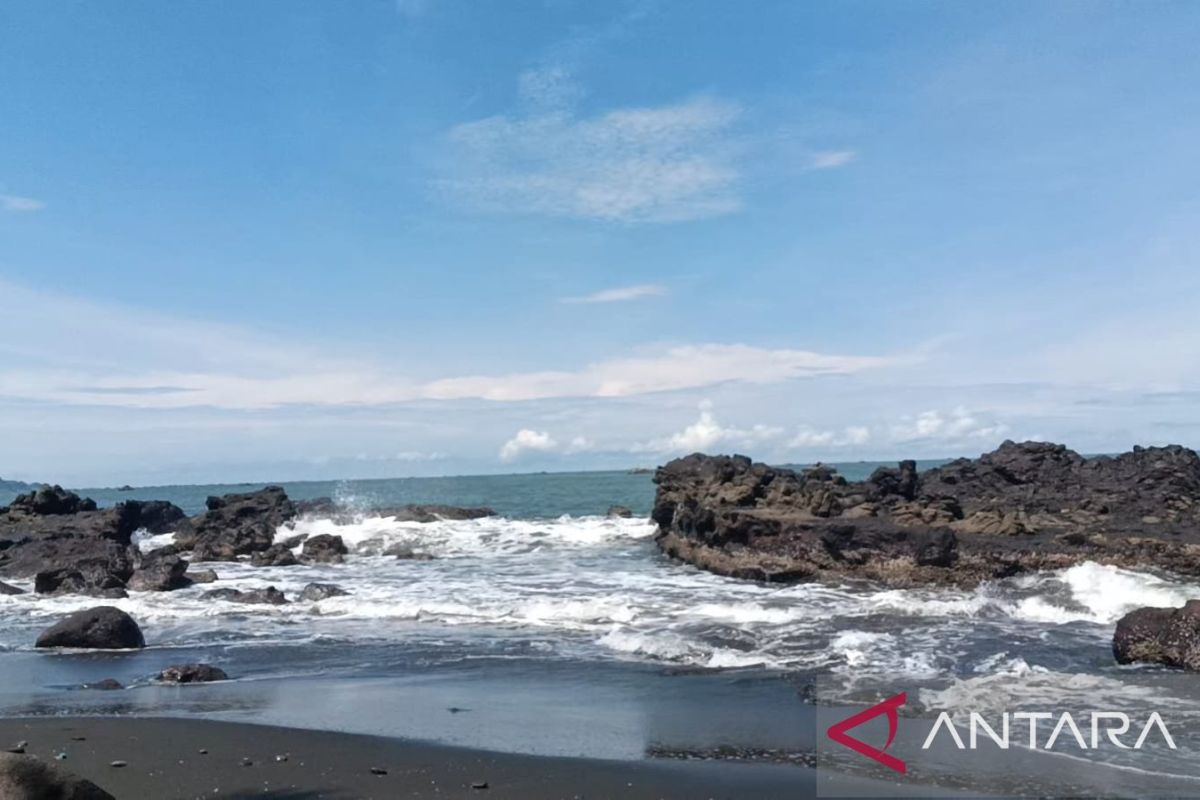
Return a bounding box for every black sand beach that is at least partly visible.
[0,716,844,799]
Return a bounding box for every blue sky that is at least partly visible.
[2,1,1199,485]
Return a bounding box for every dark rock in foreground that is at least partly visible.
[202,587,288,605]
[35,607,145,649]
[0,752,115,799]
[159,664,229,683]
[298,582,349,602]
[1114,601,1200,669]
[653,441,1200,587]
[250,544,299,567]
[0,581,24,595]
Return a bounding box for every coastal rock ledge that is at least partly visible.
[652,441,1200,587]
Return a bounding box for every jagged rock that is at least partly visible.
[34,557,133,596]
[35,607,145,649]
[126,552,190,592]
[7,485,97,515]
[180,487,295,561]
[0,580,24,595]
[302,534,347,563]
[123,499,187,534]
[0,752,115,799]
[202,586,288,605]
[606,505,634,518]
[250,544,299,567]
[653,442,1200,587]
[158,663,229,683]
[298,582,349,601]
[1113,600,1200,669]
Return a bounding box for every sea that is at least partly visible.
[3,464,1200,797]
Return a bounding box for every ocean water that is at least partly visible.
[3,465,1200,794]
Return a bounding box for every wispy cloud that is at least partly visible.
[891,407,1008,443]
[1,194,45,212]
[559,284,666,304]
[789,425,871,449]
[0,280,895,410]
[440,67,743,223]
[808,150,857,170]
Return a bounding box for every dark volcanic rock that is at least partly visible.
[202,586,288,605]
[0,580,23,595]
[35,606,145,649]
[250,544,299,567]
[0,752,115,799]
[7,485,97,516]
[123,499,187,534]
[126,552,191,592]
[158,663,229,683]
[82,678,123,691]
[180,487,296,561]
[301,534,347,563]
[1114,601,1200,669]
[298,582,349,601]
[653,442,1200,587]
[188,569,218,584]
[607,505,634,518]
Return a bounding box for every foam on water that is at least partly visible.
[6,507,1200,710]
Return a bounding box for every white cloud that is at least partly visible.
[559,284,666,304]
[789,425,871,449]
[499,429,558,462]
[1,194,45,212]
[891,407,1008,443]
[441,79,743,223]
[808,150,857,170]
[637,403,783,454]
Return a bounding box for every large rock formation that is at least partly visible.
[0,487,190,595]
[652,441,1200,587]
[179,487,295,561]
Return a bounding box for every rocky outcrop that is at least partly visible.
[35,607,145,649]
[653,442,1200,587]
[158,663,229,683]
[250,544,299,567]
[0,752,115,800]
[180,487,295,561]
[1113,601,1200,669]
[0,488,186,595]
[298,582,349,601]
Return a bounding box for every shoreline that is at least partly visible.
[0,715,943,799]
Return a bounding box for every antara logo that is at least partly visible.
[826,692,1178,776]
[826,692,908,774]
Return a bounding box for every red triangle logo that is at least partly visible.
[826,692,907,774]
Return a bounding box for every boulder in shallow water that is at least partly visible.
[1114,600,1200,669]
[302,533,347,563]
[126,552,191,592]
[0,752,115,799]
[159,663,229,683]
[202,586,288,605]
[188,569,218,584]
[298,582,349,602]
[606,505,634,518]
[35,606,145,649]
[250,544,299,567]
[81,678,123,691]
[0,580,24,595]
